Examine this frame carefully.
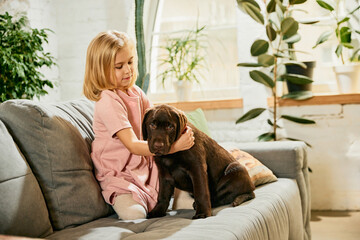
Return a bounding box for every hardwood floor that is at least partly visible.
[311,211,360,240]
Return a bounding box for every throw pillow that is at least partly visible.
[0,99,113,230]
[186,108,211,136]
[229,148,277,186]
[0,120,53,237]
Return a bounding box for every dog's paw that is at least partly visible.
[232,192,255,207]
[192,213,210,219]
[147,210,166,219]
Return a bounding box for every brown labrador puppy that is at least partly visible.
[143,104,255,219]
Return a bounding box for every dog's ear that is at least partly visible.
[174,108,188,140]
[142,108,154,140]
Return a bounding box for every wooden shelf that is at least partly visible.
[155,93,360,111]
[268,93,360,107]
[155,98,243,111]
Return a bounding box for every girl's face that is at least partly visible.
[112,45,136,92]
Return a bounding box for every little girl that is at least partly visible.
[83,30,194,220]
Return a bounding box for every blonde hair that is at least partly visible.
[83,30,138,101]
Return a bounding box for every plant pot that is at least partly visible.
[173,81,193,102]
[285,61,316,93]
[333,64,360,94]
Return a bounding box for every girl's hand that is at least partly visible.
[169,126,195,154]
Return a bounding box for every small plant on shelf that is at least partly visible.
[157,24,207,86]
[313,0,360,64]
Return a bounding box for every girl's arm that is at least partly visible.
[116,128,153,156]
[116,126,194,156]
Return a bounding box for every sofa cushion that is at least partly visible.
[47,178,303,240]
[0,99,113,230]
[0,120,53,237]
[186,108,211,136]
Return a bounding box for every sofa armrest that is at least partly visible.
[220,141,311,240]
[234,141,307,178]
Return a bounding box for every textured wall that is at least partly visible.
[205,103,360,210]
[0,0,133,102]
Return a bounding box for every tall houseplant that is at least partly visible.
[236,0,316,143]
[157,25,207,101]
[313,0,360,93]
[0,12,56,102]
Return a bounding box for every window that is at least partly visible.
[148,0,240,102]
[289,0,360,94]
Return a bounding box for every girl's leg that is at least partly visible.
[113,194,147,220]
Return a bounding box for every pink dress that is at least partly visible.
[91,86,159,212]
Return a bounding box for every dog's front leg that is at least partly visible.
[147,165,174,219]
[190,163,211,219]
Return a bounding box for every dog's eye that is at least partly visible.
[149,123,157,129]
[166,125,174,131]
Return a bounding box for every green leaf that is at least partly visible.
[275,0,287,12]
[350,49,360,62]
[282,73,313,84]
[283,33,301,43]
[298,19,319,24]
[258,54,275,67]
[237,0,264,25]
[237,62,264,67]
[281,115,316,124]
[289,0,306,4]
[348,5,360,16]
[338,17,350,25]
[267,119,282,128]
[282,61,307,69]
[250,70,275,88]
[257,132,275,141]
[281,17,299,38]
[339,27,351,44]
[335,44,343,57]
[251,39,269,56]
[236,108,266,124]
[266,24,277,41]
[266,0,277,13]
[316,0,334,11]
[313,30,332,48]
[342,43,353,49]
[282,90,314,100]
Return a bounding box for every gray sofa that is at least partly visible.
[0,99,311,240]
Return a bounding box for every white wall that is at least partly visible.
[205,103,360,211]
[0,0,133,102]
[55,0,133,101]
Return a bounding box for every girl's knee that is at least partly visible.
[118,205,146,220]
[113,194,147,220]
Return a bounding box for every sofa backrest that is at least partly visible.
[0,99,113,231]
[0,119,53,237]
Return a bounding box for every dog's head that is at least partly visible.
[142,104,187,156]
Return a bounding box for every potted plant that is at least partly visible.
[236,0,316,144]
[313,0,360,93]
[157,25,207,102]
[284,2,318,94]
[0,12,56,102]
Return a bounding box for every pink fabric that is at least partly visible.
[91,86,159,212]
